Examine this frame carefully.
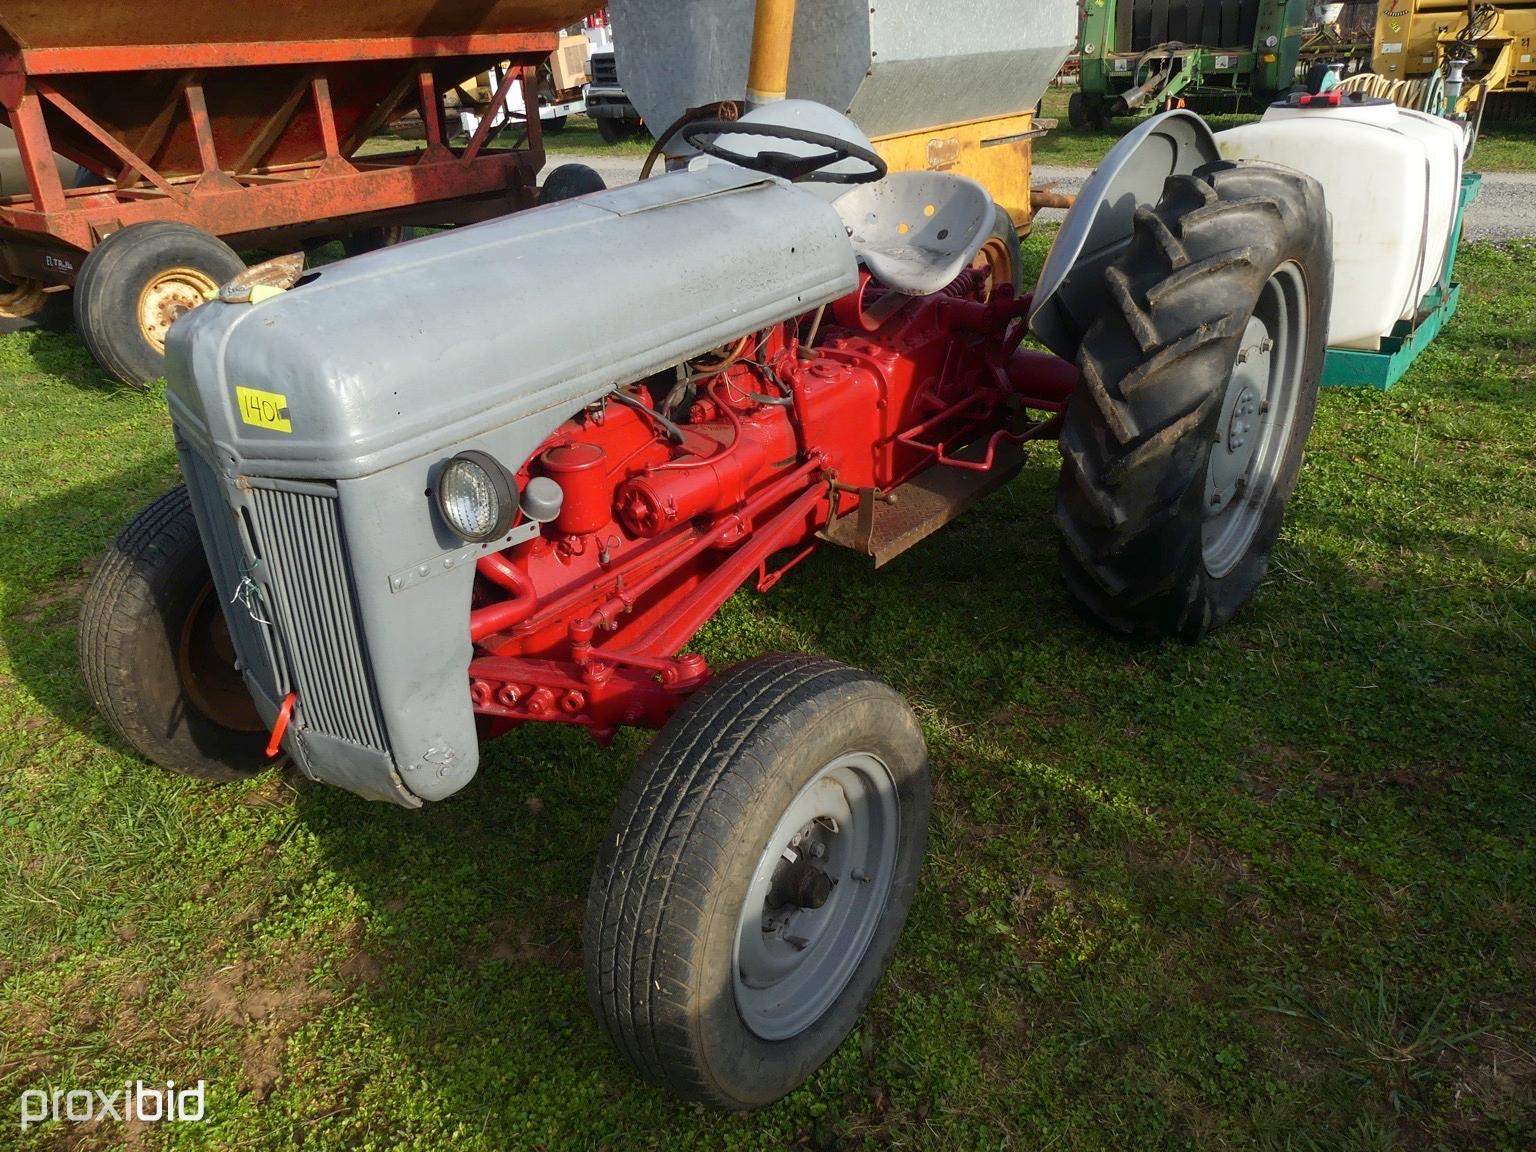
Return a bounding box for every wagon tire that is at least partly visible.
[74,222,244,387]
[584,654,930,1110]
[538,163,608,205]
[0,277,71,329]
[34,289,74,331]
[79,485,271,782]
[340,225,415,257]
[1055,160,1331,639]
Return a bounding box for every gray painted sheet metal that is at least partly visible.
[165,163,858,483]
[1029,110,1222,361]
[610,0,1076,147]
[166,164,861,806]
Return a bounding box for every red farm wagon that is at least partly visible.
[0,1,593,383]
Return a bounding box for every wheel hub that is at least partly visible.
[770,855,834,911]
[1226,383,1259,453]
[1206,317,1272,517]
[1201,262,1309,579]
[734,754,899,1041]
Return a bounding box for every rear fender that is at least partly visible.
[1028,111,1220,362]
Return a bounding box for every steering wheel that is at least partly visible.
[680,120,887,185]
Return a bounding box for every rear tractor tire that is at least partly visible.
[584,654,931,1110]
[74,222,244,386]
[1054,161,1332,639]
[79,486,271,781]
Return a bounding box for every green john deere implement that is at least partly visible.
[1073,0,1308,128]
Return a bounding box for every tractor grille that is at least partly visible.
[182,451,281,697]
[1119,0,1260,52]
[589,52,619,87]
[245,483,391,753]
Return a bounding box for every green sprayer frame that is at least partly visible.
[1322,172,1482,390]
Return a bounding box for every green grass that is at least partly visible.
[1033,86,1536,173]
[543,115,654,157]
[1465,119,1536,173]
[355,99,1536,176]
[353,115,654,162]
[1,233,1534,1150]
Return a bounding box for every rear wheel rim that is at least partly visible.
[1202,261,1308,579]
[137,266,218,353]
[733,752,899,1041]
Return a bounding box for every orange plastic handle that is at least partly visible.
[265,691,297,759]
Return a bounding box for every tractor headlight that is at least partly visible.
[436,450,517,543]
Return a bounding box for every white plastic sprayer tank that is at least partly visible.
[1216,93,1465,350]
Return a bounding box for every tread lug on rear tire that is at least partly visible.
[1054,160,1332,639]
[79,486,271,781]
[584,653,931,1110]
[73,221,244,387]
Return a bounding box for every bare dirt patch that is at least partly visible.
[184,952,333,1102]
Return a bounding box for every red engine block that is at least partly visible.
[466,271,1077,741]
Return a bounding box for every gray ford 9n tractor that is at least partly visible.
[79,0,1331,1111]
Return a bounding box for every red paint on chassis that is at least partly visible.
[467,272,1079,742]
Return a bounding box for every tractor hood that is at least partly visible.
[160,162,859,809]
[166,163,860,481]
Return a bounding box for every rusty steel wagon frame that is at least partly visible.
[0,33,559,286]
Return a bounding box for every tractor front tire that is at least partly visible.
[80,486,271,781]
[74,222,244,386]
[584,654,930,1110]
[1054,161,1331,639]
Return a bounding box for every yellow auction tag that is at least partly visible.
[235,387,292,433]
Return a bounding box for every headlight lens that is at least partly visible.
[436,451,516,542]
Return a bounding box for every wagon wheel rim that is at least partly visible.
[0,277,47,320]
[137,266,218,354]
[971,235,1015,303]
[177,580,264,733]
[733,751,900,1041]
[1202,260,1308,579]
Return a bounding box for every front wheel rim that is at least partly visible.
[1202,261,1308,579]
[733,752,900,1041]
[177,581,264,732]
